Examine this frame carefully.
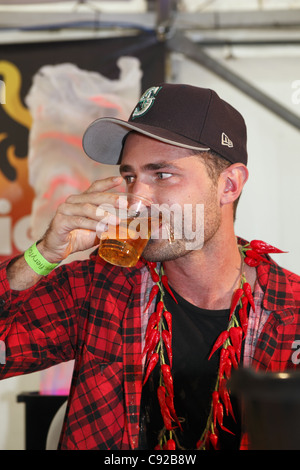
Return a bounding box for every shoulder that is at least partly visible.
[278,265,300,303]
[255,257,300,312]
[268,260,300,308]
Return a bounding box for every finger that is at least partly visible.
[65,189,127,210]
[53,211,99,234]
[58,200,99,218]
[85,176,124,194]
[58,199,125,231]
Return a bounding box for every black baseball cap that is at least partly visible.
[82,83,248,166]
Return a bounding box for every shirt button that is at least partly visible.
[0,299,5,308]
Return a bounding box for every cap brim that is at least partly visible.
[82,117,210,165]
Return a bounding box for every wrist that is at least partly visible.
[36,239,65,265]
[24,242,60,276]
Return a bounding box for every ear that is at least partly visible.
[219,163,248,206]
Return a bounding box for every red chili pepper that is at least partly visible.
[163,310,172,337]
[162,330,173,368]
[142,329,160,359]
[229,327,243,362]
[244,256,260,267]
[219,379,236,422]
[227,345,238,369]
[212,390,219,428]
[161,275,178,304]
[229,288,244,319]
[157,385,166,404]
[161,364,174,397]
[145,311,158,344]
[196,438,204,449]
[209,432,219,450]
[216,402,235,435]
[238,300,248,338]
[142,330,160,358]
[250,239,287,254]
[227,397,235,422]
[245,249,271,265]
[147,262,157,268]
[157,385,174,430]
[219,379,229,414]
[208,330,229,360]
[166,439,176,450]
[144,285,159,313]
[241,295,249,309]
[219,348,230,379]
[165,395,182,431]
[204,430,211,449]
[216,402,224,428]
[143,352,159,385]
[147,262,160,282]
[155,301,164,328]
[243,282,255,312]
[224,358,232,379]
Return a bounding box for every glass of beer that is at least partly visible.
[97,193,156,267]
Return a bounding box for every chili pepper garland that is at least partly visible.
[142,239,286,450]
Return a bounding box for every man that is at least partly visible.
[0,84,299,450]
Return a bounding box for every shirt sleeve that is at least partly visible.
[0,256,91,379]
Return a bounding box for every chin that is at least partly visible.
[142,239,190,262]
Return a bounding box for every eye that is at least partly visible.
[156,172,173,180]
[123,175,135,184]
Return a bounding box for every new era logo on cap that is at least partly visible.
[221,132,233,148]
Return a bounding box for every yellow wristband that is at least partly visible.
[24,242,59,276]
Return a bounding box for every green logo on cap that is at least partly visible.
[131,86,162,119]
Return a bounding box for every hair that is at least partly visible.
[191,149,241,220]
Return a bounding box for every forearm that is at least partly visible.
[6,176,124,291]
[6,239,63,291]
[7,253,43,291]
[0,252,83,378]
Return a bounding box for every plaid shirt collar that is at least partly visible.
[257,261,296,312]
[237,237,296,315]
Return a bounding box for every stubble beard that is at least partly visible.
[142,191,222,263]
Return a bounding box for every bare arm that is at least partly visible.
[6,176,124,291]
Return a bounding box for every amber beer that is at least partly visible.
[99,215,151,267]
[98,193,154,267]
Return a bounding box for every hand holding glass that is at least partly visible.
[97,193,157,267]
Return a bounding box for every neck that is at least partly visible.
[163,233,255,311]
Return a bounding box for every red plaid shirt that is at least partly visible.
[0,248,299,450]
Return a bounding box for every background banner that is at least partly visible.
[0,33,165,263]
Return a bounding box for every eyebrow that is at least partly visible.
[119,161,179,174]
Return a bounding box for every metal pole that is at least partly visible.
[168,31,300,131]
[155,0,177,40]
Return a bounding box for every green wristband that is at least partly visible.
[24,242,59,276]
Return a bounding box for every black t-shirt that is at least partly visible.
[139,286,242,450]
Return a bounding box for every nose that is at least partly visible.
[128,181,154,204]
